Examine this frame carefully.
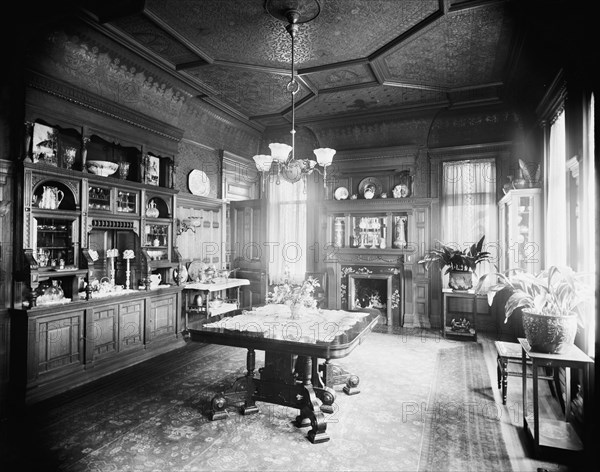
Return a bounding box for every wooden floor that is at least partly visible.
[375,323,585,472]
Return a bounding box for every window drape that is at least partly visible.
[581,93,596,356]
[544,108,568,267]
[441,159,497,279]
[266,179,307,285]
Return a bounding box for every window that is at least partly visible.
[441,159,497,278]
[544,108,568,266]
[266,179,307,284]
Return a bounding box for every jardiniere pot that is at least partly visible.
[448,269,473,290]
[522,309,577,354]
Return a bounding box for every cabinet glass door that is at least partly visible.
[117,190,138,214]
[33,217,76,269]
[144,224,169,254]
[350,215,386,249]
[88,185,111,211]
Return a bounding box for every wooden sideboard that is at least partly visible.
[10,287,183,404]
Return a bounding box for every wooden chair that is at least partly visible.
[495,340,562,409]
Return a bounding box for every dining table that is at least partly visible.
[185,304,381,443]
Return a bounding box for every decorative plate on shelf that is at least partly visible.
[173,264,189,284]
[334,186,349,200]
[188,169,210,197]
[187,260,205,282]
[358,177,383,198]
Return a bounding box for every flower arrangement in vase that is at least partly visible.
[266,276,321,319]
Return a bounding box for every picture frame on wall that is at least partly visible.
[32,123,58,166]
[145,154,160,186]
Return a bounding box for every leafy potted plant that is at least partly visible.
[418,235,491,290]
[475,266,594,353]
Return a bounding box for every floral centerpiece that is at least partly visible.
[266,276,320,319]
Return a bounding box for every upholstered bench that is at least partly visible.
[494,340,559,406]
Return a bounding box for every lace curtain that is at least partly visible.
[266,179,307,285]
[441,159,497,280]
[544,108,568,267]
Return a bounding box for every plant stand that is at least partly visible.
[519,338,593,460]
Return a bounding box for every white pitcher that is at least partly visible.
[40,186,64,209]
[149,273,162,288]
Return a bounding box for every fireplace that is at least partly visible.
[345,267,405,326]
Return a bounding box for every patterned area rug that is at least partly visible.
[418,343,513,472]
[1,332,511,471]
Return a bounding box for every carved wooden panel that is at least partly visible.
[31,312,84,381]
[90,305,119,361]
[147,294,177,341]
[119,299,144,351]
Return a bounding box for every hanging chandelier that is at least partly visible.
[253,0,335,189]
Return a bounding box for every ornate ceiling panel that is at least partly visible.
[143,0,439,68]
[383,4,511,88]
[303,64,376,90]
[79,0,529,130]
[111,12,203,66]
[295,85,447,120]
[185,64,311,118]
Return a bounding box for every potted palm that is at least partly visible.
[475,266,594,353]
[418,235,491,290]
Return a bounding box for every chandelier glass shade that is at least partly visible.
[253,0,335,189]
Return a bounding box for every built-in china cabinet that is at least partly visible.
[10,72,186,403]
[498,188,543,274]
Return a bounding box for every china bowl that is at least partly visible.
[147,250,164,261]
[87,160,119,177]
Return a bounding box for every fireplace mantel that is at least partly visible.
[320,197,437,328]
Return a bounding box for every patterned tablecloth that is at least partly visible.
[202,304,371,344]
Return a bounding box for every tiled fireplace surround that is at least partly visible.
[326,253,430,328]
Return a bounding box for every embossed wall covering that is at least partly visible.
[309,112,434,151]
[25,21,260,159]
[427,107,519,148]
[179,99,261,158]
[31,28,187,126]
[176,141,220,199]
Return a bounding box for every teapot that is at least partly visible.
[149,273,162,288]
[39,186,64,210]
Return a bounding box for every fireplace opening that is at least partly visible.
[348,273,395,325]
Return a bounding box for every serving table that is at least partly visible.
[185,305,380,443]
[182,278,250,328]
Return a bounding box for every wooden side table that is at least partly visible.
[442,289,487,341]
[519,338,593,458]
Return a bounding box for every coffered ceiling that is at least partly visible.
[53,0,581,131]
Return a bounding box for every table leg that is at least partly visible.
[294,356,329,444]
[241,349,259,415]
[311,356,336,414]
[522,347,527,430]
[499,356,508,405]
[208,348,259,420]
[532,360,540,456]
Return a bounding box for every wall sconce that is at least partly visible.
[177,217,203,235]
